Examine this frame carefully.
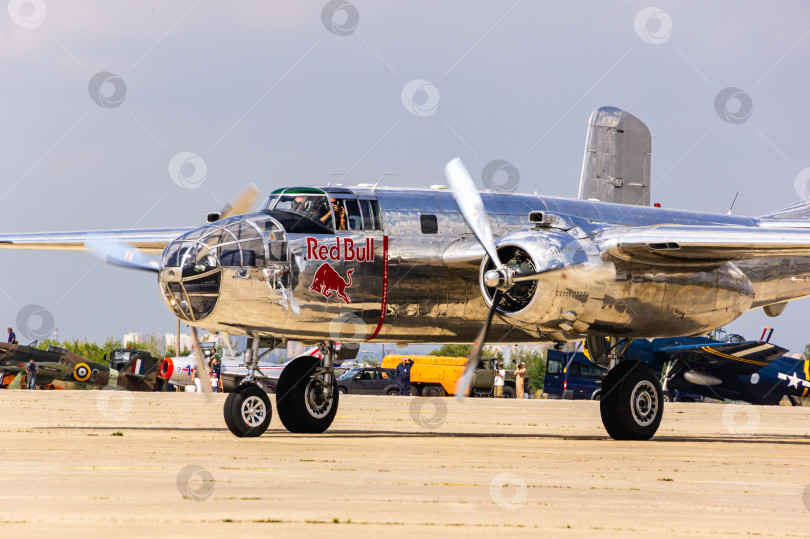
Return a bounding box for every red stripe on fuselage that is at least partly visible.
[366,235,388,341]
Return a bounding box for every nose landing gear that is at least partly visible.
[222,340,340,437]
[224,384,272,437]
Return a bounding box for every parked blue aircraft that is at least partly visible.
[613,329,808,405]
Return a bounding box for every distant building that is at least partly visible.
[163,332,195,352]
[123,332,163,347]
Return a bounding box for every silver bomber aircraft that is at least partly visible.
[2,106,810,440]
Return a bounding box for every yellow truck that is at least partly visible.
[381,355,516,397]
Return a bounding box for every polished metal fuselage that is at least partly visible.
[163,188,810,345]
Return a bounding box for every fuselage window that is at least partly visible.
[331,198,363,231]
[359,199,383,231]
[267,241,287,261]
[420,214,438,234]
[344,199,363,231]
[239,239,265,266]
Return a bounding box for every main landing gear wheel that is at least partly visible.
[276,356,339,434]
[600,360,663,441]
[224,383,272,438]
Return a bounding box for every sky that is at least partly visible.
[1,1,810,353]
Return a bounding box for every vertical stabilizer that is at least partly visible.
[578,107,651,206]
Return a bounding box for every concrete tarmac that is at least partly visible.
[1,391,809,538]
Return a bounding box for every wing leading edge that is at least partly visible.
[604,224,810,265]
[0,228,192,254]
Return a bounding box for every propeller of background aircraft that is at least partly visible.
[444,158,615,399]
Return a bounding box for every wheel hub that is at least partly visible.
[305,375,334,419]
[240,395,267,427]
[630,380,658,427]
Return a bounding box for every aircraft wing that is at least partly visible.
[654,340,789,376]
[604,225,810,265]
[0,228,193,254]
[0,361,71,385]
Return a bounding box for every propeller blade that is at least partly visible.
[455,289,503,400]
[84,237,160,273]
[511,262,616,284]
[220,183,260,220]
[190,326,212,397]
[222,333,236,358]
[445,158,503,269]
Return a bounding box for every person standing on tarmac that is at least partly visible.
[8,327,16,344]
[25,359,38,390]
[210,357,222,393]
[396,357,414,395]
[493,362,505,397]
[514,362,527,399]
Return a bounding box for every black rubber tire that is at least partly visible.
[591,389,602,401]
[386,388,399,396]
[276,356,339,434]
[224,383,272,438]
[423,384,446,397]
[338,386,348,395]
[600,360,663,441]
[662,391,673,403]
[502,385,516,399]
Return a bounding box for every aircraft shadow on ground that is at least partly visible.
[35,426,810,444]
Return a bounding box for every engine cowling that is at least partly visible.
[159,357,198,385]
[479,229,600,329]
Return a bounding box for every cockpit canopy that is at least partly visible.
[263,187,383,233]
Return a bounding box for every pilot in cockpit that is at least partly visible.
[292,195,311,213]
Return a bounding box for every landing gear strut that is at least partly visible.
[275,343,339,433]
[587,336,664,440]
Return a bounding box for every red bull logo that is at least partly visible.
[306,237,374,263]
[309,263,353,304]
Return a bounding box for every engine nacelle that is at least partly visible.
[480,229,599,329]
[479,229,755,339]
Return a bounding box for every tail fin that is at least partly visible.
[578,107,651,206]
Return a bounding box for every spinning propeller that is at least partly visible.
[444,158,615,399]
